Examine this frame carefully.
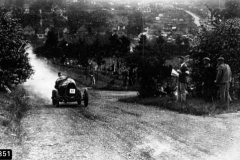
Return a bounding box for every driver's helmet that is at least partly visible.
[58,72,62,77]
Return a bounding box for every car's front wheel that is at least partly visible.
[52,90,57,105]
[52,90,60,107]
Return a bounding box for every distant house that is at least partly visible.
[37,28,46,39]
[111,24,127,37]
[63,28,69,35]
[24,4,30,14]
[76,25,88,38]
[112,27,117,34]
[92,27,107,36]
[23,25,35,36]
[172,24,177,31]
[177,24,189,33]
[163,23,172,32]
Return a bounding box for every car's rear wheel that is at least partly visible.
[83,89,89,107]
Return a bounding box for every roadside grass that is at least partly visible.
[119,96,240,116]
[0,86,31,142]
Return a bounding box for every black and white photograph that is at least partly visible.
[0,0,240,159]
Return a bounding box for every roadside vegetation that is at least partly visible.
[0,87,31,143]
[0,8,33,143]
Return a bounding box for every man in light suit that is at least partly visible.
[215,57,232,109]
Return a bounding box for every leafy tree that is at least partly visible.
[109,34,131,58]
[119,36,131,57]
[89,9,112,29]
[4,0,13,9]
[67,5,90,32]
[222,0,240,19]
[0,9,34,87]
[15,0,24,8]
[35,26,59,58]
[175,35,182,46]
[125,35,171,97]
[190,18,240,97]
[76,38,89,67]
[45,26,58,47]
[22,13,40,28]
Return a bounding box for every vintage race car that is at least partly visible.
[51,77,88,107]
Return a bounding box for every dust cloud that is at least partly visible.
[23,44,57,104]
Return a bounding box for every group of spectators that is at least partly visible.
[121,67,137,88]
[178,56,232,109]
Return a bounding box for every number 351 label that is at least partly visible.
[0,149,12,159]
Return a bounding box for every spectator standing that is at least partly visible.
[215,57,232,109]
[202,57,215,102]
[89,69,95,86]
[122,67,129,87]
[177,56,189,102]
[117,60,120,73]
[111,62,115,73]
[128,67,134,86]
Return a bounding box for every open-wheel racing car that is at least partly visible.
[51,77,89,107]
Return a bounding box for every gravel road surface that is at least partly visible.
[13,89,240,160]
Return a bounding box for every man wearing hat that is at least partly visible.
[215,57,232,109]
[177,56,189,102]
[55,72,67,89]
[202,57,215,102]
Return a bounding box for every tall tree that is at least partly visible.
[0,8,34,87]
[223,0,240,19]
[125,35,170,97]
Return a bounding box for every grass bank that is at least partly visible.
[119,96,240,116]
[0,86,31,143]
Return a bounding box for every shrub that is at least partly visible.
[125,35,172,97]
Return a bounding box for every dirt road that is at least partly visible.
[11,89,240,160]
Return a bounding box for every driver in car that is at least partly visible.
[55,72,67,89]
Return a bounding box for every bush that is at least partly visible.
[0,87,30,139]
[125,35,172,97]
